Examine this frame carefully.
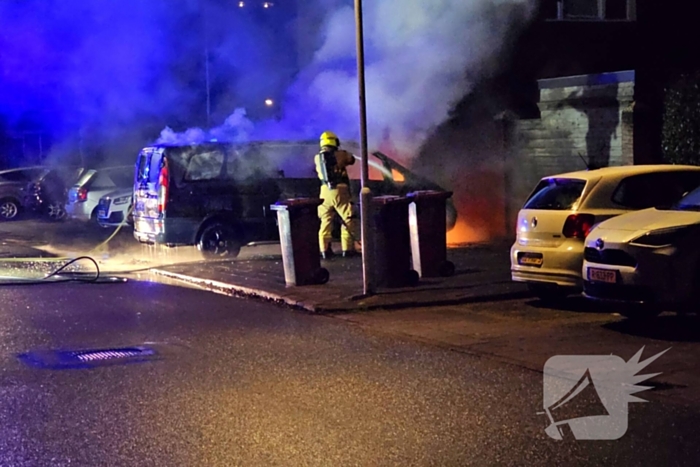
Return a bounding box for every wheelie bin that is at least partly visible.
[407,190,455,278]
[271,198,330,286]
[372,195,419,288]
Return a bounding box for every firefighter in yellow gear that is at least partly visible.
[315,131,358,258]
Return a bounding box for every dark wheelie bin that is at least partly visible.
[372,195,419,288]
[271,198,329,286]
[407,190,455,278]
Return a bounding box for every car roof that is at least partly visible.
[543,164,700,181]
[150,140,319,149]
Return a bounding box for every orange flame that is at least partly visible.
[391,169,405,182]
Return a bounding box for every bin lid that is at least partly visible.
[270,198,323,211]
[407,190,453,200]
[372,195,410,205]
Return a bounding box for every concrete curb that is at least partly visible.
[151,269,319,312]
[151,268,530,313]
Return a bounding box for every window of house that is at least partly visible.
[547,0,635,20]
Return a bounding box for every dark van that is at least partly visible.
[132,141,456,257]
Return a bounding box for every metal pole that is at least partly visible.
[205,45,211,125]
[202,0,211,126]
[355,0,375,295]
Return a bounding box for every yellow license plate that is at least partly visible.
[519,254,543,266]
[588,268,617,284]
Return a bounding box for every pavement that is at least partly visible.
[151,241,527,313]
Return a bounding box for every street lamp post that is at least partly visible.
[354,0,375,295]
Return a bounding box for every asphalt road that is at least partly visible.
[2,219,700,465]
[0,281,699,466]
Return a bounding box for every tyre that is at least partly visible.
[90,207,100,224]
[197,222,241,258]
[528,283,570,304]
[47,202,66,221]
[0,198,20,221]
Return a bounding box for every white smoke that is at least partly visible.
[160,0,536,159]
[157,108,254,145]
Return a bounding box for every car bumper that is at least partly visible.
[510,240,584,288]
[98,210,127,228]
[582,240,690,305]
[66,202,91,221]
[133,216,198,245]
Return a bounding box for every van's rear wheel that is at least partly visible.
[197,223,241,258]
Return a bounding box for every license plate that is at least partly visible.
[518,253,543,267]
[98,210,106,217]
[588,268,617,284]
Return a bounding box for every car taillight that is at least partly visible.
[562,214,595,239]
[157,163,169,216]
[77,187,88,202]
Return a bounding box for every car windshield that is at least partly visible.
[523,178,586,210]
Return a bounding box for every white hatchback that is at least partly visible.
[66,166,133,222]
[583,186,700,318]
[511,165,700,302]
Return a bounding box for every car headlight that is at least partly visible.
[114,196,130,205]
[629,226,692,247]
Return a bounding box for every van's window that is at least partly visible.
[184,149,225,181]
[224,145,279,180]
[136,149,164,184]
[612,172,700,209]
[523,178,586,210]
[137,153,150,181]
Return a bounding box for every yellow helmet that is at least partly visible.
[320,131,340,148]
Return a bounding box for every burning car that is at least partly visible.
[132,141,456,257]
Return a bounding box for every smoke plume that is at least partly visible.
[151,1,536,158]
[1,1,537,242]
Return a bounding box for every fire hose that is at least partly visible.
[0,205,136,283]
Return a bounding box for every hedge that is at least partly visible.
[662,71,700,165]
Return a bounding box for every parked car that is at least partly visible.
[0,166,48,221]
[511,165,700,302]
[132,141,456,257]
[96,188,133,228]
[582,185,700,319]
[66,166,133,223]
[24,166,86,220]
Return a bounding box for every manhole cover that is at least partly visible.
[18,346,157,369]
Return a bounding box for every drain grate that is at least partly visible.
[18,346,157,369]
[72,348,152,362]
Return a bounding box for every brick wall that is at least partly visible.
[503,72,635,234]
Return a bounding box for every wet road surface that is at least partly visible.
[1,281,699,466]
